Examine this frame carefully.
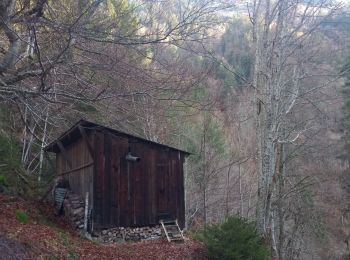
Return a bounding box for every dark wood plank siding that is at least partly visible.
[130,140,148,226]
[110,135,128,227]
[54,127,186,229]
[93,135,186,228]
[93,131,104,227]
[119,158,131,226]
[55,136,94,206]
[109,135,128,226]
[149,147,157,225]
[178,152,186,228]
[103,131,112,227]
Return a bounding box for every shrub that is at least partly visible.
[16,209,29,224]
[196,216,270,260]
[0,174,8,193]
[0,174,7,186]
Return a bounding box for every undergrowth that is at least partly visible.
[195,216,270,260]
[16,209,29,224]
[59,231,78,260]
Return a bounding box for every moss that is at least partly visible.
[16,209,29,224]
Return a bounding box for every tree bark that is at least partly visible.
[0,0,20,74]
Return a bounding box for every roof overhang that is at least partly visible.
[44,119,191,156]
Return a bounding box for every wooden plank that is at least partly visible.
[149,147,156,225]
[131,157,137,226]
[176,151,184,227]
[178,153,185,228]
[117,137,129,226]
[109,135,126,226]
[137,142,147,226]
[57,141,72,169]
[175,152,181,225]
[114,136,129,227]
[157,148,170,218]
[165,150,171,218]
[121,158,131,227]
[143,145,150,226]
[59,162,93,176]
[131,141,142,226]
[110,137,117,226]
[175,151,181,224]
[103,131,112,227]
[169,151,177,221]
[78,125,94,158]
[93,131,104,228]
[165,150,170,216]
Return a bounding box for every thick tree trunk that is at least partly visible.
[0,0,20,74]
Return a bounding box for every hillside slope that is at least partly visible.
[0,194,205,259]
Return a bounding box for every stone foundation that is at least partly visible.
[62,191,85,230]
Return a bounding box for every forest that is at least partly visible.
[0,0,350,259]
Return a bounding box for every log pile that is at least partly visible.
[96,226,164,243]
[62,192,85,229]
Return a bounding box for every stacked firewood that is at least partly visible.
[97,226,163,242]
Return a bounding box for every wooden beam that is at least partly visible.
[78,125,94,158]
[59,162,94,176]
[57,141,73,169]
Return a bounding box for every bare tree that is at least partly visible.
[0,0,229,184]
[246,0,342,256]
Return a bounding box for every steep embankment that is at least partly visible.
[0,194,205,259]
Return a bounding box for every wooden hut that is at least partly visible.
[44,119,188,230]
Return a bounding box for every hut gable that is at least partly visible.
[45,119,188,230]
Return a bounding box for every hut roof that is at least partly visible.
[44,119,190,155]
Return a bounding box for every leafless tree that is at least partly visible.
[0,0,230,183]
[246,0,342,257]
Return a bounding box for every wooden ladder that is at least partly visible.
[160,219,185,242]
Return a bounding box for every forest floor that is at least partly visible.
[0,193,206,259]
